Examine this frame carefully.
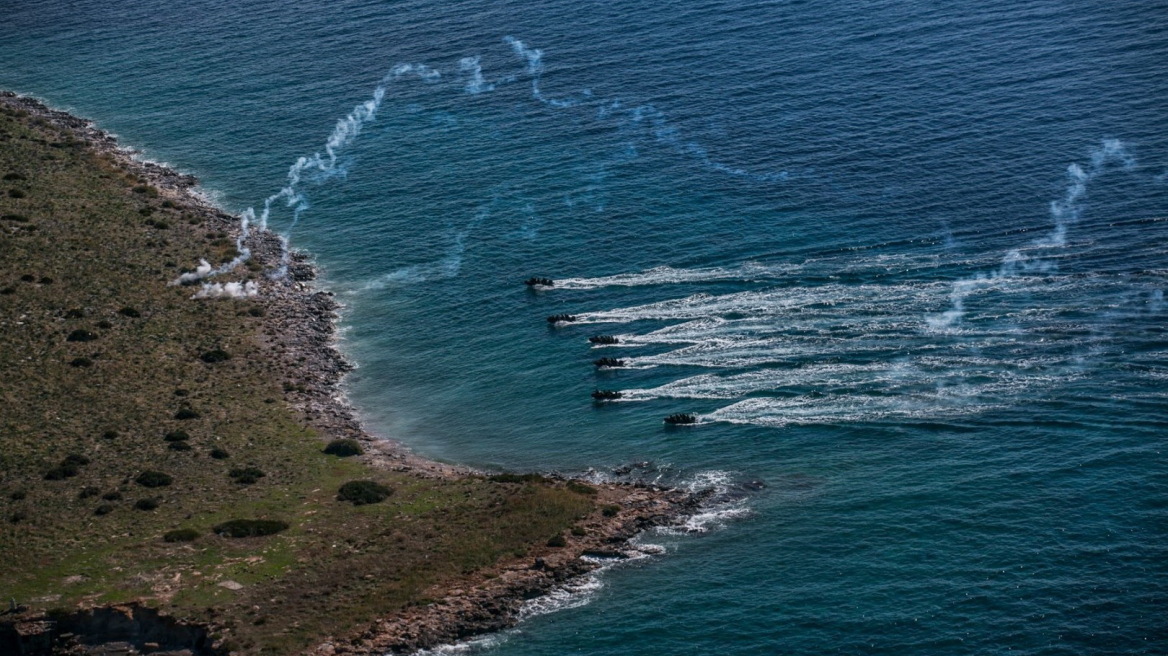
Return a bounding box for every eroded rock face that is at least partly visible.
[0,604,225,655]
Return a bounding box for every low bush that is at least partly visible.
[102,430,118,440]
[64,308,85,318]
[174,408,200,420]
[66,329,98,342]
[101,491,122,501]
[9,490,26,501]
[38,277,52,284]
[69,357,93,368]
[168,441,192,452]
[94,504,114,516]
[213,519,288,538]
[44,463,79,480]
[20,274,34,282]
[210,447,230,460]
[117,307,141,318]
[9,511,28,524]
[9,189,26,198]
[602,505,620,517]
[134,498,159,511]
[322,439,363,457]
[135,470,172,488]
[571,526,587,536]
[163,528,200,543]
[2,172,26,181]
[229,466,265,485]
[95,320,112,329]
[488,473,547,484]
[1,213,28,222]
[247,306,265,317]
[337,480,393,506]
[62,454,89,467]
[0,287,14,295]
[566,481,597,496]
[163,430,190,442]
[78,487,100,500]
[200,349,231,363]
[546,534,567,547]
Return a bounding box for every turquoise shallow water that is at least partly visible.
[3,0,1167,653]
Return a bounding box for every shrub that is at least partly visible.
[161,200,176,208]
[2,172,26,181]
[9,189,25,198]
[134,498,159,511]
[70,357,93,368]
[117,307,141,318]
[95,320,112,329]
[94,504,115,516]
[102,430,118,440]
[78,487,100,500]
[174,408,200,420]
[135,470,172,488]
[229,466,265,485]
[44,464,79,480]
[101,491,122,501]
[64,308,85,319]
[66,329,97,342]
[210,448,230,460]
[488,473,547,484]
[247,307,265,317]
[168,441,192,452]
[566,481,597,496]
[62,454,90,467]
[1,213,28,222]
[163,430,190,442]
[571,526,587,536]
[132,185,149,194]
[546,535,567,547]
[337,480,392,506]
[200,349,231,363]
[9,490,26,501]
[602,505,620,517]
[38,277,53,285]
[0,287,14,295]
[322,439,363,457]
[9,511,28,524]
[19,274,34,282]
[213,519,288,538]
[163,528,200,543]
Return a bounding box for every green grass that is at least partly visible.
[0,100,600,654]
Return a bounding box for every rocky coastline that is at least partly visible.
[0,91,720,655]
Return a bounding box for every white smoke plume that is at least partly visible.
[192,280,259,299]
[928,139,1135,329]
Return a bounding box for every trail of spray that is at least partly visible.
[927,139,1135,329]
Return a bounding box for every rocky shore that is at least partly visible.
[0,92,720,655]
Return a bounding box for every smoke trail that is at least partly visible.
[928,139,1135,329]
[459,56,495,94]
[503,36,578,108]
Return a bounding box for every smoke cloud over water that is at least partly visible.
[927,140,1136,330]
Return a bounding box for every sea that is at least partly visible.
[3,0,1166,653]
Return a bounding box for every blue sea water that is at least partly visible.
[3,0,1167,653]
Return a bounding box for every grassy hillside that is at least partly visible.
[0,101,597,654]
